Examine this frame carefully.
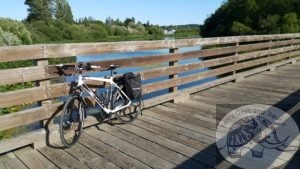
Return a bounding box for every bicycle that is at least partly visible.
[56,62,142,147]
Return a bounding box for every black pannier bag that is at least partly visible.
[123,72,142,99]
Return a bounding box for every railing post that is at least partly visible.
[233,42,239,75]
[268,40,276,71]
[169,48,179,93]
[267,40,272,66]
[34,59,51,148]
[290,37,296,64]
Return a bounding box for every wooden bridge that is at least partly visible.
[0,34,300,168]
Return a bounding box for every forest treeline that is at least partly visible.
[201,0,300,37]
[0,0,199,46]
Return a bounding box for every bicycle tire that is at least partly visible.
[113,90,141,123]
[59,95,84,147]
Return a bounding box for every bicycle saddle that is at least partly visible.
[107,64,120,70]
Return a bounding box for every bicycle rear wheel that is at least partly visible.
[59,95,84,147]
[113,90,141,123]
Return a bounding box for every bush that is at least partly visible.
[0,27,22,46]
[87,23,108,39]
[112,25,129,36]
[0,18,32,44]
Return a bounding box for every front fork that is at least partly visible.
[72,89,87,120]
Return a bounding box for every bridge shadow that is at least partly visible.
[175,88,300,169]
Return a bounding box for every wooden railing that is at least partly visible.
[0,33,300,153]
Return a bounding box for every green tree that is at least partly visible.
[231,22,254,35]
[258,15,281,34]
[201,0,300,37]
[0,18,32,44]
[124,17,135,27]
[55,0,74,23]
[146,25,164,35]
[25,0,53,22]
[281,12,299,33]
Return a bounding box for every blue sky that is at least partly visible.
[0,0,224,25]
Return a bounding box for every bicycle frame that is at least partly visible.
[76,73,132,114]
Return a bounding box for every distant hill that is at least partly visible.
[201,0,300,37]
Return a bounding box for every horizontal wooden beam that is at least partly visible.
[1,46,300,108]
[141,45,300,80]
[142,51,300,94]
[0,103,63,132]
[2,39,299,86]
[46,39,300,76]
[1,34,300,62]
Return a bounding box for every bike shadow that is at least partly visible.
[43,101,124,149]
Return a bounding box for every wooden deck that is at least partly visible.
[0,62,300,169]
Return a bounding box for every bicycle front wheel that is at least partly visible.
[59,95,84,147]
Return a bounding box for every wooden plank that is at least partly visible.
[116,122,216,168]
[0,103,62,132]
[131,118,216,157]
[151,105,215,129]
[237,76,300,92]
[238,81,300,98]
[220,84,300,105]
[0,66,51,85]
[0,152,27,169]
[256,74,300,84]
[14,147,57,169]
[156,104,216,126]
[175,98,225,119]
[0,86,46,108]
[64,142,120,169]
[98,124,204,169]
[38,146,89,169]
[144,109,215,137]
[277,65,300,71]
[228,82,300,97]
[2,34,300,62]
[85,127,178,169]
[197,85,298,110]
[163,102,216,119]
[0,107,46,131]
[0,83,69,108]
[261,70,300,79]
[138,115,215,145]
[79,132,152,169]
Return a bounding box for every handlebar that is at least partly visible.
[56,62,101,71]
